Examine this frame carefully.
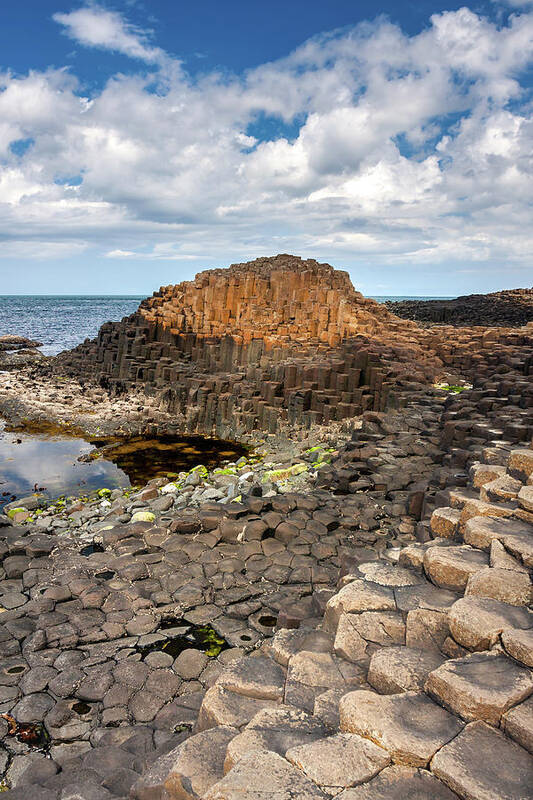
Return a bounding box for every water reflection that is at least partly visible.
[0,421,246,510]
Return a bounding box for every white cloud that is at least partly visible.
[0,5,532,278]
[52,4,166,63]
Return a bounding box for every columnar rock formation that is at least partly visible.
[54,255,533,440]
[1,256,533,798]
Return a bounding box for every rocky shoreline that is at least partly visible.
[386,288,533,328]
[0,336,46,371]
[0,257,532,798]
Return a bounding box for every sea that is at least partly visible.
[0,295,453,356]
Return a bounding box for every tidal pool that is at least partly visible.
[0,420,246,510]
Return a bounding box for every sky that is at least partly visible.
[0,0,532,296]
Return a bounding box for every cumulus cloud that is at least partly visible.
[53,4,165,63]
[0,4,532,281]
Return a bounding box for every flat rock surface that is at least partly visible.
[130,725,236,800]
[431,720,533,800]
[339,690,464,766]
[337,765,460,799]
[286,732,390,791]
[224,705,328,772]
[425,651,533,725]
[202,750,328,799]
[368,646,445,694]
[448,596,533,650]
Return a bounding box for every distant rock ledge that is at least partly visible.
[386,288,533,327]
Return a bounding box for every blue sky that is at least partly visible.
[0,0,532,296]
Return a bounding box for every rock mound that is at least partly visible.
[139,254,406,346]
[53,255,439,438]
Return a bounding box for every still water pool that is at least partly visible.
[0,420,246,510]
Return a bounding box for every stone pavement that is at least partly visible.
[126,440,532,800]
[2,431,530,797]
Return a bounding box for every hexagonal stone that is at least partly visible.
[465,567,532,606]
[11,692,55,723]
[368,647,445,694]
[224,705,327,772]
[430,508,461,539]
[112,660,149,689]
[425,651,533,726]
[431,720,533,800]
[324,580,396,633]
[196,685,279,732]
[508,449,533,481]
[470,464,507,488]
[173,648,208,680]
[459,499,514,531]
[202,750,328,799]
[269,628,334,667]
[503,695,533,754]
[501,528,533,568]
[518,486,533,512]
[489,539,528,573]
[215,656,285,701]
[481,475,522,502]
[448,597,533,651]
[286,733,391,792]
[405,608,450,652]
[340,690,463,767]
[313,688,349,730]
[462,516,526,550]
[424,546,488,592]
[501,628,533,667]
[285,651,365,713]
[356,563,423,587]
[334,612,405,663]
[394,582,459,613]
[336,765,461,799]
[76,670,114,702]
[0,592,28,610]
[130,725,237,800]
